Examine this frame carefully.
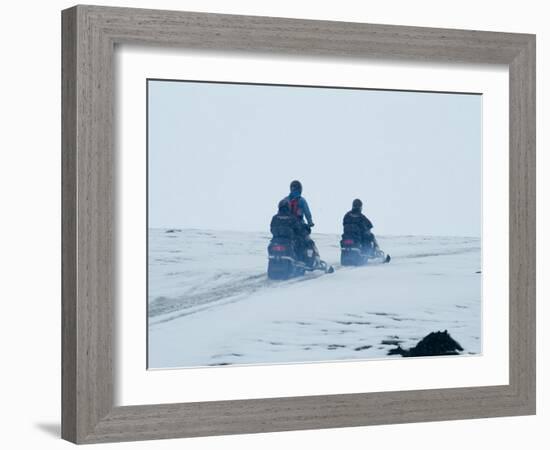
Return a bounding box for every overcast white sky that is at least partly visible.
[148,80,481,236]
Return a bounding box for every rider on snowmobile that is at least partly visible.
[280,180,320,266]
[270,199,304,243]
[342,199,380,253]
[281,180,314,229]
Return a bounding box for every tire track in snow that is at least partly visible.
[148,270,329,325]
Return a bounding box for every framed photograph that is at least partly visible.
[62,5,536,444]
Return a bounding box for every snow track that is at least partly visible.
[149,269,332,324]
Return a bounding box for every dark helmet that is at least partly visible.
[278,199,290,213]
[352,198,363,210]
[290,180,302,194]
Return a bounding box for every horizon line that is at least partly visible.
[147,226,481,239]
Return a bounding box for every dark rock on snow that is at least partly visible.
[388,330,464,357]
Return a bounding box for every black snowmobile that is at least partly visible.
[340,235,390,266]
[339,199,391,267]
[268,225,334,280]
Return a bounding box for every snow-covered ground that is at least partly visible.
[148,228,481,368]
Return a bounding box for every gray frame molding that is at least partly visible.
[62,5,536,444]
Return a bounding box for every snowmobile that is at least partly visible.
[267,227,334,280]
[340,235,391,266]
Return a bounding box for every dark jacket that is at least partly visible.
[342,209,373,241]
[270,211,304,241]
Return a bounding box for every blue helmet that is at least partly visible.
[290,180,302,194]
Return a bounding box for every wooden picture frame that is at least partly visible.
[61,5,536,444]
